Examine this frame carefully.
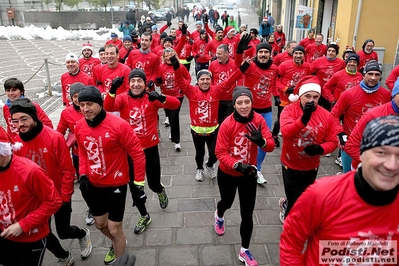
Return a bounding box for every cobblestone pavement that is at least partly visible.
[0,9,342,266]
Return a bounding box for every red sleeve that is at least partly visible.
[215,120,237,170]
[157,95,181,110]
[330,92,349,134]
[280,105,308,139]
[76,123,89,176]
[159,23,168,34]
[174,67,196,98]
[103,94,125,112]
[19,165,62,233]
[319,114,339,154]
[56,110,69,135]
[235,52,243,68]
[204,23,215,39]
[214,68,244,96]
[174,35,187,55]
[322,73,338,103]
[260,117,275,152]
[35,104,53,129]
[55,135,76,202]
[386,65,399,90]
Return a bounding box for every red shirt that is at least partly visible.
[57,105,84,155]
[75,112,146,187]
[305,43,327,63]
[322,69,363,103]
[208,59,240,100]
[274,31,286,52]
[298,37,315,49]
[94,63,131,94]
[0,155,61,243]
[119,47,133,62]
[205,38,223,58]
[215,112,275,176]
[273,51,292,66]
[385,64,399,90]
[192,38,210,63]
[79,57,100,77]
[3,102,53,140]
[104,93,180,148]
[61,70,94,106]
[126,50,159,82]
[221,36,240,59]
[92,63,107,92]
[156,63,191,98]
[310,57,346,88]
[105,39,123,50]
[280,102,338,171]
[357,50,378,71]
[15,126,75,203]
[331,84,391,135]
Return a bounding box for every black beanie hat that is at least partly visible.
[164,36,173,44]
[10,98,38,121]
[69,82,85,99]
[215,26,224,33]
[160,32,168,39]
[360,115,399,154]
[345,53,360,65]
[363,60,382,74]
[327,43,340,55]
[129,68,146,84]
[249,28,258,36]
[199,29,206,34]
[362,39,374,51]
[256,42,272,53]
[293,45,305,54]
[78,86,103,106]
[99,47,105,53]
[232,86,253,104]
[197,69,212,80]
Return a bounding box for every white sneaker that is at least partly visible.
[164,117,170,127]
[256,171,267,184]
[57,252,74,266]
[195,169,204,182]
[205,163,216,179]
[86,211,95,226]
[174,143,181,152]
[325,153,331,157]
[79,228,92,258]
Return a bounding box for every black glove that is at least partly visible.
[239,60,250,73]
[167,21,172,27]
[170,55,180,70]
[147,80,155,90]
[304,144,324,156]
[186,55,194,62]
[338,132,348,146]
[286,86,295,94]
[195,54,200,59]
[114,253,136,266]
[244,122,266,147]
[203,13,209,23]
[79,175,90,192]
[301,101,316,125]
[189,39,194,45]
[155,77,163,85]
[132,185,147,207]
[274,96,281,107]
[236,33,252,54]
[109,77,124,94]
[234,162,257,177]
[59,201,72,213]
[147,91,166,102]
[181,23,188,35]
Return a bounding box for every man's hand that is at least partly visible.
[0,223,23,239]
[109,77,124,94]
[167,21,172,27]
[303,144,324,156]
[155,77,163,85]
[203,13,209,23]
[236,33,252,54]
[181,23,188,35]
[286,86,295,94]
[234,162,258,177]
[244,122,266,147]
[301,101,316,125]
[147,91,166,103]
[79,175,90,192]
[338,132,348,147]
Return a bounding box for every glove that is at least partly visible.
[195,54,200,59]
[236,33,252,54]
[167,21,172,27]
[147,80,155,90]
[147,91,166,103]
[186,55,194,62]
[274,96,281,107]
[244,122,266,147]
[109,77,124,94]
[181,23,188,35]
[114,253,136,266]
[170,55,180,70]
[304,144,324,156]
[286,86,295,94]
[239,60,250,73]
[203,13,209,23]
[79,175,90,192]
[301,101,316,125]
[338,132,348,146]
[234,162,258,177]
[188,39,194,45]
[155,77,163,85]
[132,185,147,207]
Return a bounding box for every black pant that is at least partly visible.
[217,100,234,125]
[191,129,218,169]
[195,61,209,76]
[164,97,183,144]
[216,168,257,249]
[183,62,191,72]
[282,164,318,217]
[271,105,284,137]
[128,155,148,217]
[0,237,47,266]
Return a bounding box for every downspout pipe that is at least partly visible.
[352,0,363,48]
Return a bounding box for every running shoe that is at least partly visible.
[195,169,204,182]
[79,228,92,258]
[214,210,225,236]
[256,171,267,184]
[57,251,74,266]
[204,162,216,179]
[279,197,287,224]
[104,246,116,265]
[134,215,152,234]
[238,249,258,266]
[158,188,169,209]
[164,117,170,127]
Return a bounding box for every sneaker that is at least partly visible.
[273,136,280,148]
[134,215,152,234]
[164,117,170,127]
[86,211,95,226]
[57,252,74,266]
[204,162,216,179]
[279,197,287,224]
[238,249,258,266]
[104,246,116,265]
[256,171,267,184]
[158,188,169,209]
[79,228,92,258]
[174,143,181,152]
[325,153,331,157]
[278,131,282,136]
[195,169,205,182]
[335,156,342,167]
[214,210,225,236]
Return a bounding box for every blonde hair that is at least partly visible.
[162,47,180,63]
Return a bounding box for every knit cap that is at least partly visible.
[288,75,321,102]
[78,86,103,106]
[256,42,272,53]
[293,46,305,54]
[197,69,212,80]
[249,28,258,36]
[152,25,158,31]
[164,36,174,45]
[232,86,253,104]
[215,26,224,33]
[129,68,146,84]
[69,82,85,99]
[327,43,339,54]
[111,33,118,38]
[123,35,132,42]
[364,60,382,74]
[345,53,360,65]
[65,52,79,64]
[0,126,22,156]
[10,98,38,122]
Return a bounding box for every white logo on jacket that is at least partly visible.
[232,131,251,160]
[0,190,15,229]
[83,136,104,176]
[195,100,211,124]
[129,106,146,136]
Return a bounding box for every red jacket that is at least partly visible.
[94,63,131,94]
[345,102,396,169]
[330,84,391,135]
[222,35,240,59]
[192,38,210,63]
[208,58,241,100]
[75,112,146,187]
[156,63,191,98]
[57,105,84,155]
[3,102,53,140]
[61,70,94,106]
[79,57,100,77]
[310,57,346,88]
[298,37,315,49]
[15,125,76,203]
[103,93,180,149]
[274,31,286,53]
[385,64,399,90]
[125,50,159,83]
[0,155,61,243]
[357,50,378,71]
[105,39,123,50]
[215,112,275,176]
[305,43,327,63]
[205,38,223,58]
[322,68,363,103]
[280,171,399,265]
[280,102,338,171]
[272,51,292,66]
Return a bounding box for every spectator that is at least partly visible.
[258,17,273,42]
[118,21,134,37]
[126,8,136,29]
